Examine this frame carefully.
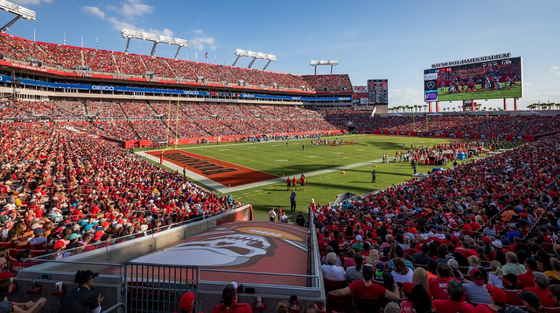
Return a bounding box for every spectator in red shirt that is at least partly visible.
[430,262,460,300]
[523,272,555,307]
[432,279,475,313]
[517,258,538,289]
[331,263,401,300]
[179,291,195,313]
[473,284,507,313]
[456,241,478,259]
[210,283,252,313]
[516,290,547,313]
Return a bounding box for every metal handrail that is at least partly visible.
[102,302,126,313]
[200,268,319,278]
[25,208,240,261]
[308,208,321,288]
[20,259,121,267]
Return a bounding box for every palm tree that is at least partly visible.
[423,104,428,112]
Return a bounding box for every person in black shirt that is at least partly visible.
[58,270,104,313]
[295,211,305,227]
[412,244,433,265]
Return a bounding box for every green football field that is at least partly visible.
[437,84,521,102]
[141,134,469,221]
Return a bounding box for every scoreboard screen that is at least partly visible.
[367,79,388,105]
[424,56,522,102]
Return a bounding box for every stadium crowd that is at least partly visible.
[0,123,239,269]
[0,33,359,90]
[302,74,353,92]
[313,133,560,312]
[2,99,559,144]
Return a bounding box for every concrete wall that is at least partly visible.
[12,205,252,313]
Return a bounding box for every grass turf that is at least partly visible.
[142,134,471,221]
[437,84,522,102]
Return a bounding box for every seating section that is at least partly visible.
[0,33,340,90]
[2,100,558,141]
[113,52,146,75]
[316,133,560,313]
[0,123,237,262]
[302,74,353,91]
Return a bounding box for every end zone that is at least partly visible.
[140,150,279,192]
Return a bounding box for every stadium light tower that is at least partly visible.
[121,29,188,59]
[0,0,36,33]
[232,49,277,70]
[310,60,338,75]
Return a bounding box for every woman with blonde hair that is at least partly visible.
[402,267,432,298]
[275,301,289,313]
[366,249,380,265]
[467,255,481,273]
[488,260,505,288]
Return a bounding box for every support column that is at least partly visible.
[471,101,476,111]
[503,98,507,111]
[429,102,433,113]
[514,98,518,111]
[436,101,440,113]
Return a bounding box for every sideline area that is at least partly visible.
[136,149,383,193]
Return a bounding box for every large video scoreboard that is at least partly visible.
[368,79,388,105]
[424,53,522,102]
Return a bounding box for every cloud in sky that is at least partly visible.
[82,2,217,55]
[189,30,216,51]
[118,0,154,19]
[82,6,106,20]
[83,3,173,37]
[551,66,560,74]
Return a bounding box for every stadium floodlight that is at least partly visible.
[0,0,35,33]
[232,49,276,70]
[310,59,339,75]
[121,28,189,59]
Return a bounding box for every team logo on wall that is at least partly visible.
[132,222,307,268]
[170,233,275,267]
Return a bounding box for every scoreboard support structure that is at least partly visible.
[502,98,518,111]
[427,102,440,113]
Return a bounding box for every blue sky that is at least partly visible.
[1,0,559,110]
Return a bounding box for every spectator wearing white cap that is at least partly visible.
[351,235,363,251]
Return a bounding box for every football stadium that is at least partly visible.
[0,1,559,313]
